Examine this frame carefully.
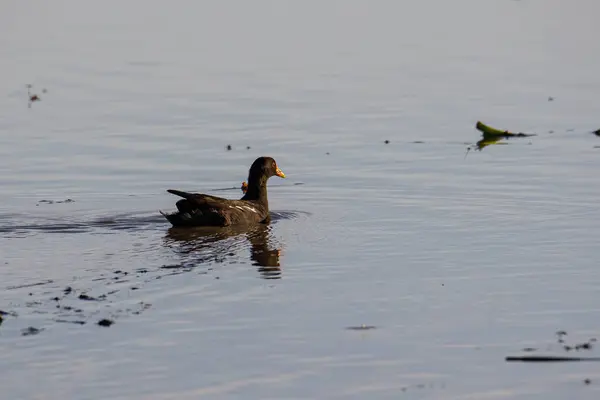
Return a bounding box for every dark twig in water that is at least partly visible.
[464,146,471,159]
[346,324,377,331]
[6,280,54,290]
[506,355,600,362]
[26,84,42,108]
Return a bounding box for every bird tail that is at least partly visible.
[166,189,194,200]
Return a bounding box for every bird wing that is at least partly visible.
[166,190,231,209]
[166,190,268,226]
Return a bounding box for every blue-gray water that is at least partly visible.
[2,0,600,398]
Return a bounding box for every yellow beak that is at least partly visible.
[275,167,286,178]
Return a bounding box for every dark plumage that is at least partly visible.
[161,157,286,227]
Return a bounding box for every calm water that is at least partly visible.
[2,0,600,398]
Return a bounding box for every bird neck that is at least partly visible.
[242,175,269,207]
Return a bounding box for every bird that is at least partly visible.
[161,157,286,227]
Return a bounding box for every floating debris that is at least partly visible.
[467,121,537,153]
[26,84,43,108]
[506,355,600,362]
[507,331,599,362]
[37,199,75,205]
[584,378,592,385]
[56,319,86,325]
[346,324,377,331]
[97,319,114,327]
[78,293,102,301]
[557,330,568,343]
[132,302,151,315]
[21,326,43,336]
[384,140,390,144]
[475,121,536,139]
[226,144,232,151]
[6,280,53,290]
[575,342,593,351]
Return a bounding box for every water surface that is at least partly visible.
[2,0,600,398]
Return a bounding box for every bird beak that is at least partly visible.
[275,167,286,178]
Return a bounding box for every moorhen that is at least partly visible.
[161,157,286,227]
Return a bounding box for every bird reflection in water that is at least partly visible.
[163,221,282,279]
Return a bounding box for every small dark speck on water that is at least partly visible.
[97,319,114,327]
[593,129,600,136]
[246,146,251,150]
[22,327,43,336]
[584,379,592,385]
[384,140,390,144]
[326,152,330,155]
[37,198,75,205]
[78,293,100,301]
[64,286,72,295]
[226,144,232,151]
[575,342,593,351]
[522,347,537,352]
[346,324,376,331]
[548,96,554,101]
